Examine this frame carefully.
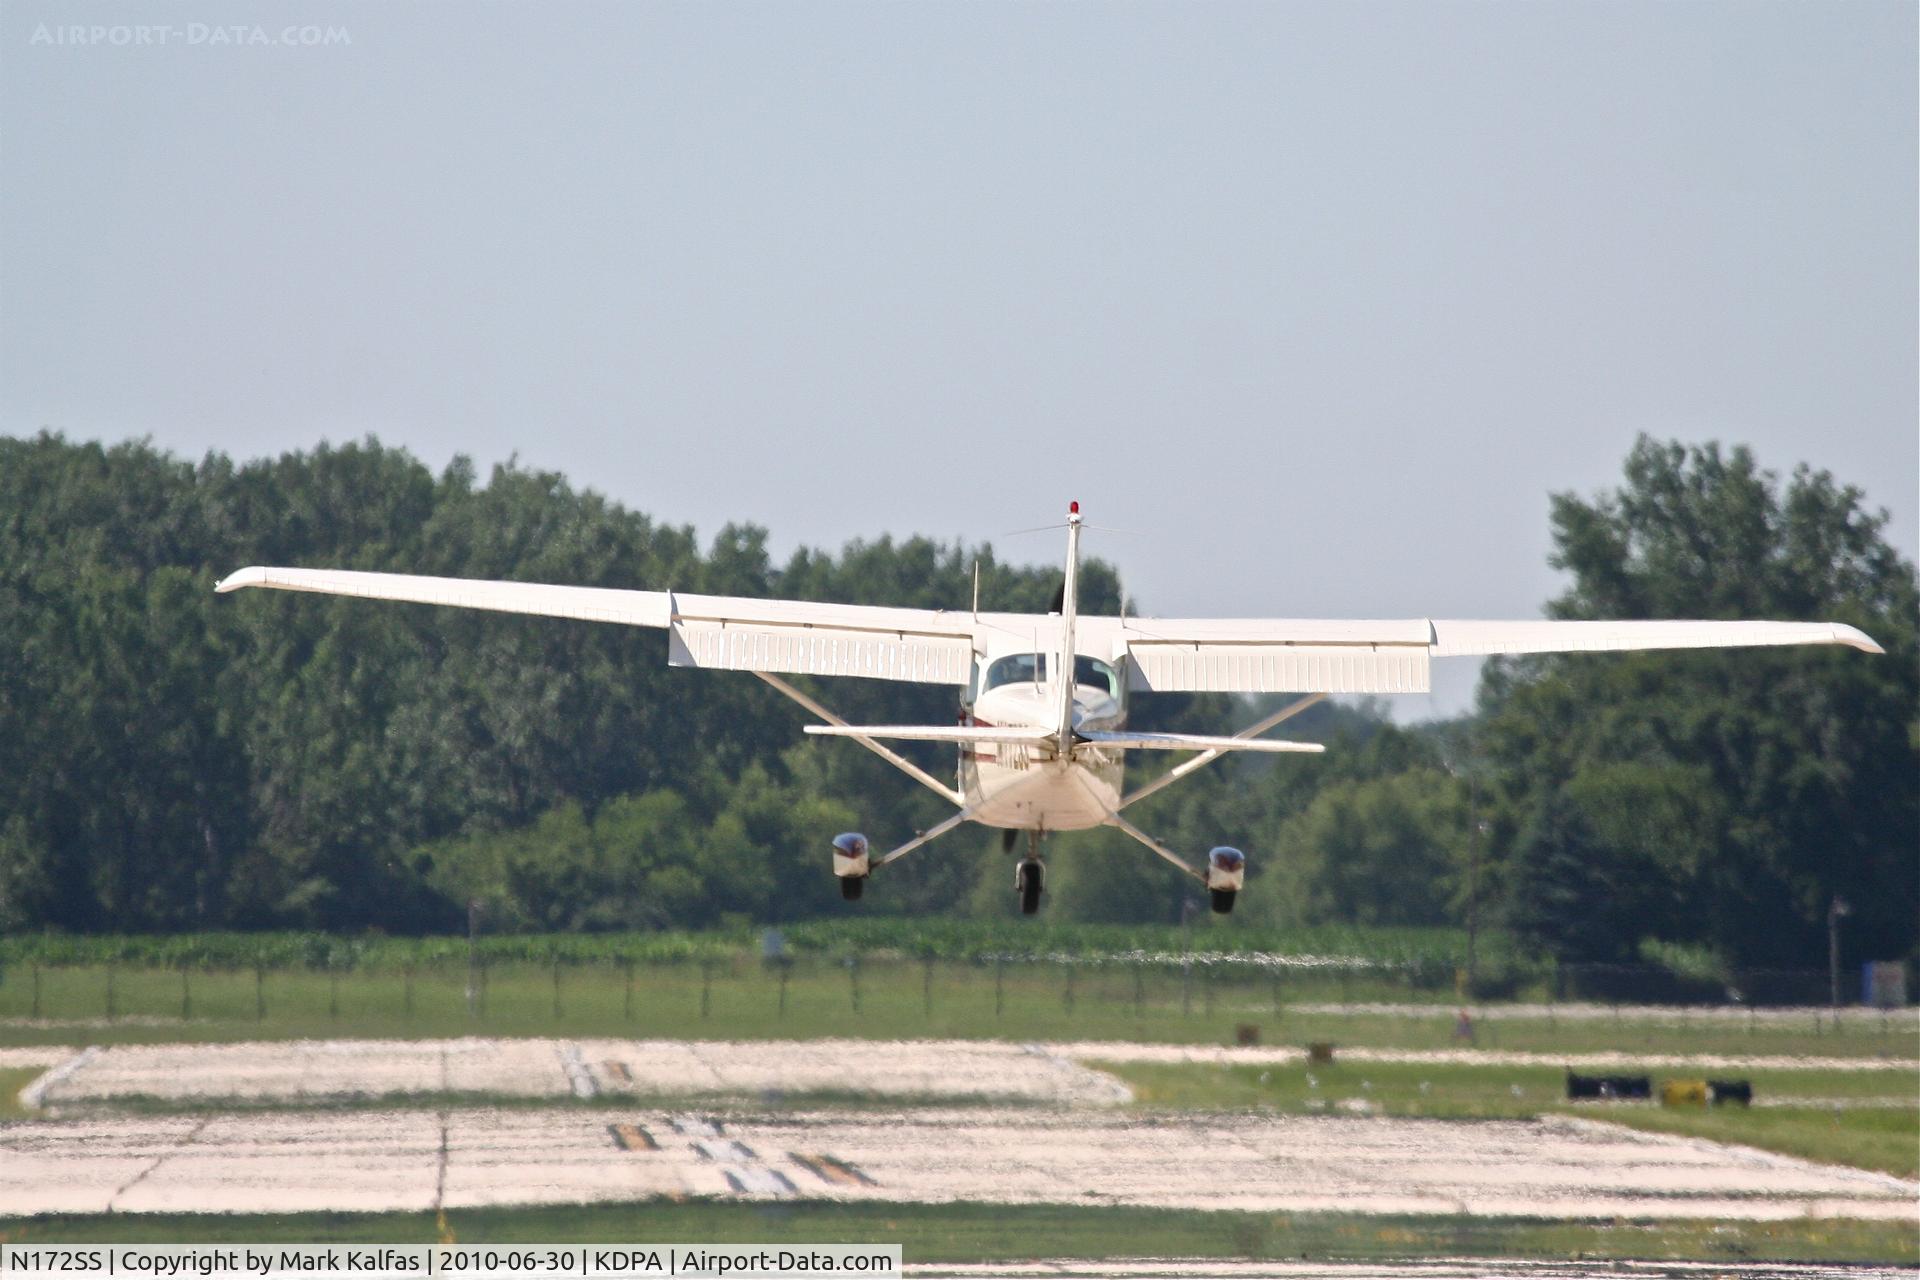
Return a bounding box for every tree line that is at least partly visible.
[0,432,1912,974]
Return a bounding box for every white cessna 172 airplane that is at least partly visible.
[218,502,1881,916]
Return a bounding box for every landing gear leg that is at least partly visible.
[1015,830,1045,916]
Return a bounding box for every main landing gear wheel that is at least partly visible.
[1210,887,1236,914]
[840,876,865,901]
[1017,860,1043,914]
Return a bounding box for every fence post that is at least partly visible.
[478,961,488,1020]
[404,965,414,1022]
[1063,962,1075,1015]
[777,961,790,1019]
[255,965,265,1021]
[624,960,635,1022]
[847,957,860,1015]
[180,969,191,1021]
[551,960,563,1020]
[1181,960,1192,1018]
[105,967,116,1021]
[702,961,713,1019]
[994,956,1004,1018]
[31,964,40,1020]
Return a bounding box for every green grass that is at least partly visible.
[1604,1106,1920,1181]
[1096,1059,1920,1179]
[0,922,1504,971]
[4,961,1913,1061]
[1,1203,1914,1266]
[1274,1005,1920,1061]
[0,1067,38,1119]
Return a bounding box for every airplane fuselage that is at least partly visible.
[959,673,1126,830]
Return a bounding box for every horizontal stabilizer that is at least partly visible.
[1077,730,1325,754]
[804,724,1056,746]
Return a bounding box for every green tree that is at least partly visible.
[1481,438,1918,968]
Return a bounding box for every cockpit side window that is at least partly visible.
[1074,655,1119,698]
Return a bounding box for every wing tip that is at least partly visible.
[1835,624,1884,655]
[215,566,267,594]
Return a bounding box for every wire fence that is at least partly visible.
[0,953,1911,1051]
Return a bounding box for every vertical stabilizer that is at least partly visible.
[1057,502,1082,747]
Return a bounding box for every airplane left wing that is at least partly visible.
[1109,615,1881,695]
[217,566,977,685]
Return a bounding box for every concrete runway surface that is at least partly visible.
[2,1104,1912,1219]
[13,1038,1134,1107]
[4,1039,1915,1223]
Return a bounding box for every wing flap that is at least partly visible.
[671,621,972,684]
[1124,642,1430,694]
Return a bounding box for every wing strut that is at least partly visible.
[873,809,975,870]
[1061,768,1207,884]
[1118,691,1327,810]
[752,672,965,806]
[1105,811,1207,885]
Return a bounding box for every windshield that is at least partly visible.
[981,654,1119,698]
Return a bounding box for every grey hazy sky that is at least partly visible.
[4,1,1914,719]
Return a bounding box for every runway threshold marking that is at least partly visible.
[668,1114,724,1137]
[557,1044,597,1098]
[791,1153,878,1188]
[694,1138,758,1162]
[721,1166,797,1197]
[608,1123,657,1151]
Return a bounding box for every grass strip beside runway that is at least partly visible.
[1097,1060,1920,1178]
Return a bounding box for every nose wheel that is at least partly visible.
[1015,830,1045,915]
